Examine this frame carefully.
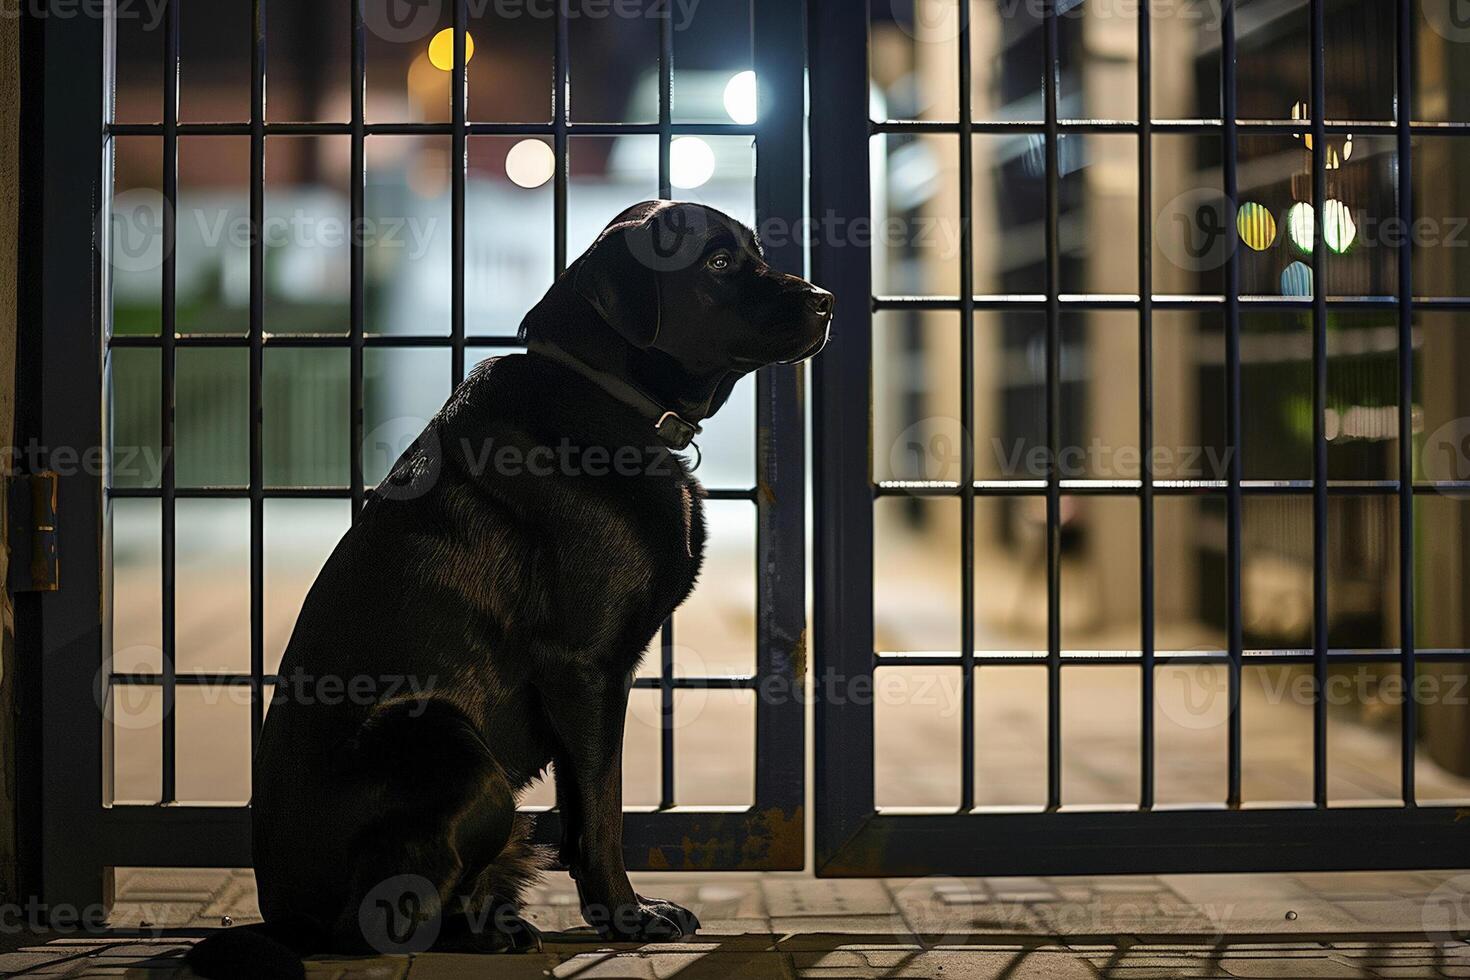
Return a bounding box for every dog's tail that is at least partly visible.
[183,918,322,980]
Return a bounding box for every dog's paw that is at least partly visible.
[593,896,700,941]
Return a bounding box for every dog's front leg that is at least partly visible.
[539,664,700,940]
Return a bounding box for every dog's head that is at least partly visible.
[570,201,832,374]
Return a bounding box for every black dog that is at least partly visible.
[186,201,831,977]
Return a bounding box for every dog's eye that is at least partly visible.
[707,251,732,272]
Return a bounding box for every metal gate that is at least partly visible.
[31,0,805,909]
[812,0,1470,875]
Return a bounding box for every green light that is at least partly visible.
[1287,203,1315,253]
[1324,200,1356,254]
[1286,200,1357,255]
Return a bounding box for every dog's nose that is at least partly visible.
[807,289,834,318]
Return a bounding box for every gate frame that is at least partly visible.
[810,0,1470,876]
[31,0,807,911]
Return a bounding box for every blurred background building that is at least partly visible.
[105,0,1470,815]
[866,0,1470,809]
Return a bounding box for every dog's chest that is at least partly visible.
[664,480,706,588]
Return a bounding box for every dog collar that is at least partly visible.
[527,341,704,451]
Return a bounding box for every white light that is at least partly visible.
[671,137,716,190]
[723,70,758,126]
[505,139,555,189]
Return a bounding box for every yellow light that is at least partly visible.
[505,139,555,189]
[1236,201,1276,251]
[1292,100,1313,150]
[428,28,474,72]
[1291,100,1353,167]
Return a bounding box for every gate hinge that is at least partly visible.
[8,472,59,593]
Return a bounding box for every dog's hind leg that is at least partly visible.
[329,697,534,955]
[437,813,552,953]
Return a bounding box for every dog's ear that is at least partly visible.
[573,201,670,348]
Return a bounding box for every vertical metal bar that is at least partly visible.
[1043,0,1062,812]
[658,6,672,199]
[38,0,107,907]
[452,0,467,385]
[1221,0,1244,810]
[1137,0,1155,811]
[1396,0,1417,808]
[249,0,267,751]
[957,0,976,813]
[660,623,675,809]
[350,0,365,519]
[1310,0,1329,809]
[752,0,807,836]
[553,0,569,276]
[160,0,180,806]
[657,1,674,810]
[811,0,877,869]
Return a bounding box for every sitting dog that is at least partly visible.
[186,201,832,977]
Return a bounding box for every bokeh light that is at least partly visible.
[1287,200,1357,254]
[723,70,758,125]
[1287,202,1315,252]
[427,28,475,72]
[1236,201,1277,251]
[505,139,555,189]
[671,137,716,190]
[1281,260,1313,297]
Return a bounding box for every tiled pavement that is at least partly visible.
[4,870,1470,977]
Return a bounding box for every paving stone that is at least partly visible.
[548,950,794,979]
[11,873,1470,979]
[1217,953,1373,979]
[790,948,1097,980]
[1092,879,1170,895]
[762,880,894,918]
[406,952,562,978]
[770,916,913,941]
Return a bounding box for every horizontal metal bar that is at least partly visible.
[106,121,757,138]
[97,804,801,872]
[875,650,1470,667]
[108,672,759,688]
[108,334,524,349]
[870,118,1470,136]
[873,295,1470,312]
[874,480,1470,497]
[818,808,1470,878]
[108,486,760,501]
